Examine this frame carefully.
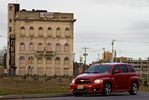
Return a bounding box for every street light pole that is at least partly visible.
[112,39,115,63]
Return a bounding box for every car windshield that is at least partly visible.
[85,65,111,73]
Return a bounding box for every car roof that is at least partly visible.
[94,63,132,66]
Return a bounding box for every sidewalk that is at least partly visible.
[0,93,73,99]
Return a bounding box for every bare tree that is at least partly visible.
[0,46,7,68]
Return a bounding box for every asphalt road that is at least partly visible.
[15,93,149,100]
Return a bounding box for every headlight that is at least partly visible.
[94,79,103,83]
[71,79,75,84]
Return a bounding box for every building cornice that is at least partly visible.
[14,18,77,22]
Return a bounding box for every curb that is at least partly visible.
[0,93,73,99]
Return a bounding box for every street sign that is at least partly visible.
[83,53,88,56]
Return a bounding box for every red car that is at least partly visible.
[70,63,140,96]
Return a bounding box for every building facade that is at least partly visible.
[102,51,112,62]
[7,3,76,76]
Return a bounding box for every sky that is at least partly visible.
[0,0,149,64]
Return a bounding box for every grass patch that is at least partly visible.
[0,75,148,95]
[0,76,72,95]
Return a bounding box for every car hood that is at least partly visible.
[75,73,110,82]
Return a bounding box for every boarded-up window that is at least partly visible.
[38,43,42,51]
[64,57,69,65]
[47,27,52,37]
[38,27,43,37]
[65,28,70,38]
[20,26,25,37]
[19,67,25,75]
[19,56,25,64]
[56,28,61,38]
[29,42,34,51]
[9,27,12,32]
[9,19,12,23]
[9,6,12,11]
[46,57,52,64]
[47,43,52,51]
[20,42,25,51]
[55,67,61,75]
[64,68,69,75]
[28,56,34,64]
[56,43,60,52]
[46,67,52,76]
[55,57,60,65]
[37,57,43,64]
[29,27,34,37]
[64,43,69,52]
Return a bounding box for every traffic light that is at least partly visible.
[131,58,133,60]
[80,57,82,62]
[28,61,30,64]
[37,55,41,58]
[28,66,30,68]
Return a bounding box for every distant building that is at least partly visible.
[102,51,112,62]
[7,3,76,76]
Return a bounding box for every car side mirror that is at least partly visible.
[114,70,119,73]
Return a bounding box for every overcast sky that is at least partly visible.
[1,0,149,64]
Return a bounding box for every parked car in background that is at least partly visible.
[70,63,140,96]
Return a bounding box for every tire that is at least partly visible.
[73,93,82,96]
[129,82,138,95]
[102,82,111,96]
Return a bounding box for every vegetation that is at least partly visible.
[0,74,148,95]
[0,74,73,95]
[0,46,7,68]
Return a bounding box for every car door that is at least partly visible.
[120,65,130,89]
[112,65,123,90]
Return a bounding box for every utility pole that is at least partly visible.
[114,50,117,62]
[82,47,89,71]
[112,39,115,63]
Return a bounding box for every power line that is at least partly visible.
[74,43,111,46]
[116,40,149,44]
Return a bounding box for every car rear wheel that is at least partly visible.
[102,82,111,96]
[73,93,82,96]
[129,82,138,95]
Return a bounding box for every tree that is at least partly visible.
[0,46,7,68]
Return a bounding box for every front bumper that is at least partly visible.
[70,83,104,93]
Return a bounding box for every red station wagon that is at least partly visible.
[70,63,140,96]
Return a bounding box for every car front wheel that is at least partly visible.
[129,82,138,95]
[102,82,111,96]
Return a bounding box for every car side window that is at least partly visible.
[112,65,121,73]
[128,65,135,72]
[120,65,129,73]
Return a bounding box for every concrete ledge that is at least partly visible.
[0,93,73,99]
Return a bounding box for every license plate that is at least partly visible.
[77,85,84,89]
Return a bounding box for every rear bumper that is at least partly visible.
[70,83,104,93]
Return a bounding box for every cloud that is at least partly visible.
[88,0,149,7]
[126,21,149,30]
